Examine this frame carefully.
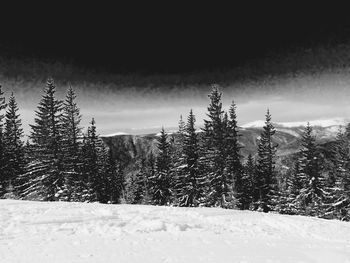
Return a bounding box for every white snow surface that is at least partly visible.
[1,200,350,263]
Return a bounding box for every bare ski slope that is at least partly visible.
[1,200,350,263]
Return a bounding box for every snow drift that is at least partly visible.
[1,200,350,262]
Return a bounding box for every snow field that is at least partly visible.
[1,200,350,263]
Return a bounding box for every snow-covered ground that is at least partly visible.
[1,200,350,263]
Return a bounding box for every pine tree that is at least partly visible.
[81,118,106,202]
[178,115,186,138]
[99,143,111,203]
[202,85,232,207]
[241,154,255,209]
[61,86,83,201]
[176,110,205,206]
[129,157,150,204]
[104,147,123,203]
[144,152,156,204]
[225,100,244,208]
[327,128,350,220]
[24,79,64,200]
[0,85,7,196]
[279,161,303,214]
[254,109,278,212]
[149,127,172,205]
[171,115,187,205]
[3,93,26,197]
[129,152,154,205]
[296,123,325,216]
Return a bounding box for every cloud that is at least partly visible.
[4,62,350,136]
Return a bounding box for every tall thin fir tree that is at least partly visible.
[3,93,26,197]
[24,79,64,200]
[329,128,350,220]
[61,86,83,201]
[144,152,156,204]
[176,109,205,206]
[149,127,172,205]
[202,85,232,207]
[278,161,303,214]
[254,109,278,212]
[130,157,148,204]
[81,118,103,202]
[0,85,7,196]
[171,115,187,204]
[241,154,255,210]
[295,122,325,216]
[225,100,244,209]
[97,142,115,203]
[104,147,123,204]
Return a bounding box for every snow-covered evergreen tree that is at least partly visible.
[3,93,26,197]
[225,101,244,208]
[104,147,124,203]
[149,128,172,205]
[171,115,187,205]
[240,154,255,209]
[0,85,6,196]
[296,123,325,216]
[129,157,151,204]
[326,128,350,220]
[24,79,64,200]
[81,118,106,202]
[254,109,278,212]
[176,110,205,206]
[61,86,83,201]
[144,152,156,204]
[202,85,233,207]
[278,161,303,214]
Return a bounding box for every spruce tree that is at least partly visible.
[254,109,278,212]
[129,152,154,205]
[133,162,146,204]
[145,152,156,204]
[24,79,64,200]
[225,100,244,208]
[81,118,105,202]
[149,127,172,205]
[104,147,123,203]
[241,154,255,209]
[61,86,83,201]
[279,161,303,214]
[326,128,350,220]
[97,142,119,204]
[296,123,325,216]
[3,93,26,197]
[176,110,205,206]
[202,85,232,207]
[0,85,6,196]
[171,115,187,205]
[178,115,186,138]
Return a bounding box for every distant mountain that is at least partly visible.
[242,118,347,129]
[101,122,344,170]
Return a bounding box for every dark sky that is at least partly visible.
[3,4,350,135]
[2,4,350,73]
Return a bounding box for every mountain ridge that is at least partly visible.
[101,124,344,173]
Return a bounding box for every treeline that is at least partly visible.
[0,79,124,203]
[123,87,279,212]
[0,80,349,221]
[124,86,350,221]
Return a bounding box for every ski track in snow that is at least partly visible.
[1,200,350,263]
